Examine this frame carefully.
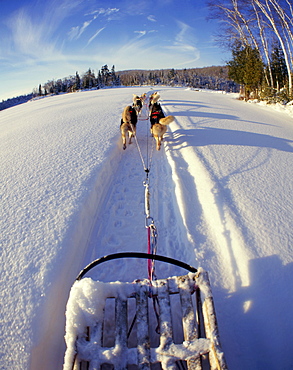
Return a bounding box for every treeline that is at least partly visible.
[0,65,237,111]
[36,65,120,96]
[0,94,33,112]
[118,66,238,91]
[36,65,237,97]
[208,0,293,102]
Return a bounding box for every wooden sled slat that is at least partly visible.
[177,276,202,370]
[64,268,228,370]
[115,297,128,369]
[136,283,151,369]
[154,278,177,370]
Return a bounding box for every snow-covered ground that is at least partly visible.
[1,86,293,370]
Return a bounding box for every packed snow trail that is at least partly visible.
[84,106,197,284]
[1,87,293,370]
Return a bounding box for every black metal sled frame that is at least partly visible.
[63,252,228,370]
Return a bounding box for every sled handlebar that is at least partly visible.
[76,252,197,280]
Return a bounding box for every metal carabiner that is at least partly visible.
[143,177,150,187]
[145,216,154,229]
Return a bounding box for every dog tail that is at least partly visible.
[150,93,160,104]
[122,105,131,123]
[133,94,139,103]
[159,115,174,125]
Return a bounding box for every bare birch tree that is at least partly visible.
[207,0,293,95]
[252,0,292,93]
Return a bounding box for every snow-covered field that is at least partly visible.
[1,86,293,370]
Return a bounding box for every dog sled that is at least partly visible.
[63,252,227,370]
[63,92,227,369]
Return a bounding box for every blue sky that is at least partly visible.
[0,0,230,101]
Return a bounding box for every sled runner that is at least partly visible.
[63,252,228,370]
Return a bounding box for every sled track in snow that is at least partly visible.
[165,116,253,291]
[83,119,196,283]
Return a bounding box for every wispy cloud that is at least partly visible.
[7,8,57,59]
[5,0,84,62]
[86,27,105,46]
[134,31,147,37]
[79,20,92,36]
[68,26,80,41]
[134,30,158,38]
[69,8,119,41]
[104,25,198,70]
[147,15,156,22]
[87,8,120,20]
[42,0,84,34]
[68,20,93,40]
[165,21,200,64]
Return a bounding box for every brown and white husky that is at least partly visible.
[150,102,174,150]
[120,105,137,150]
[149,92,160,109]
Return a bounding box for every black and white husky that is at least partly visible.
[132,94,143,114]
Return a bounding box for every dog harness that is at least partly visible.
[150,110,164,125]
[151,111,161,117]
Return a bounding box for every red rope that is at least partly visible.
[147,227,152,279]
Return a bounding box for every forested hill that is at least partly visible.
[118,65,236,90]
[0,94,33,112]
[119,65,229,79]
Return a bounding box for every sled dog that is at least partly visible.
[149,92,160,108]
[150,103,174,150]
[132,94,143,114]
[120,105,138,150]
[140,92,147,103]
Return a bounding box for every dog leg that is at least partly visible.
[121,130,127,149]
[154,136,160,151]
[129,126,136,145]
[122,135,127,149]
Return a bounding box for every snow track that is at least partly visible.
[84,107,197,283]
[166,119,251,291]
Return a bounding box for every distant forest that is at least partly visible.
[0,65,238,111]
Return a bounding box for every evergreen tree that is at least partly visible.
[101,65,110,86]
[75,72,81,91]
[82,68,95,89]
[270,46,287,91]
[228,43,263,99]
[111,65,117,86]
[97,71,102,88]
